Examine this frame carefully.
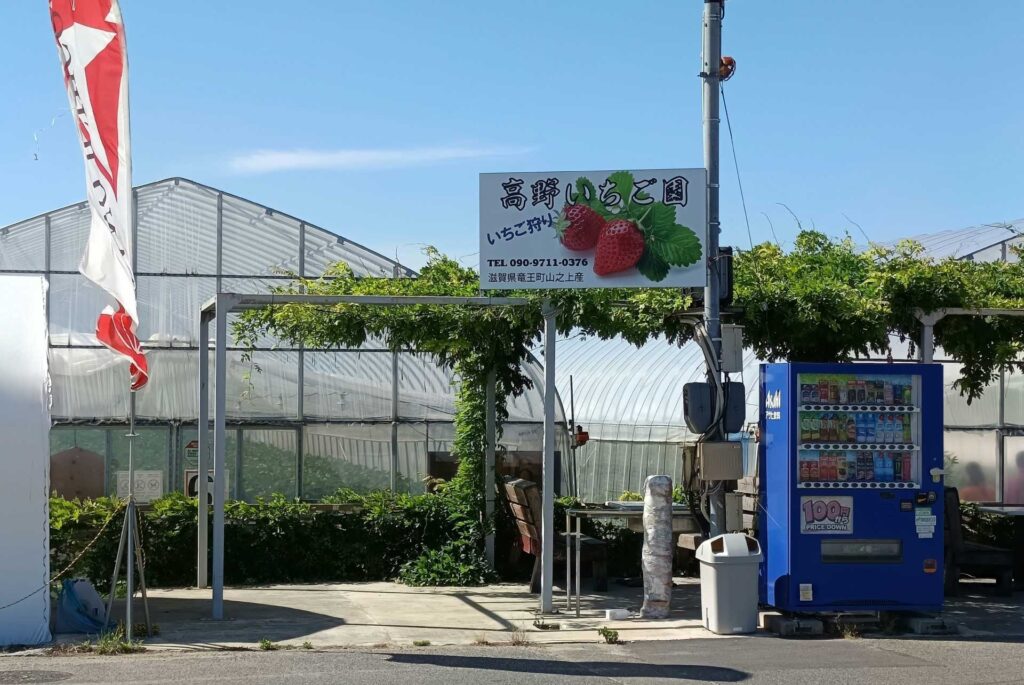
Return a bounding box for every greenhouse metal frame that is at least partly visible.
[0,178,570,509]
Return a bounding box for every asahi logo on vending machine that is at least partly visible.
[765,389,782,420]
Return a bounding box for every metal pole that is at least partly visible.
[921,323,935,364]
[390,350,399,492]
[569,375,577,498]
[125,392,136,640]
[540,300,557,613]
[197,315,209,588]
[702,0,726,537]
[212,295,228,619]
[485,370,496,567]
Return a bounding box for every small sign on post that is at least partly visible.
[116,470,163,503]
[184,469,229,505]
[480,169,707,290]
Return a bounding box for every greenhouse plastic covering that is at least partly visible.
[1,178,567,501]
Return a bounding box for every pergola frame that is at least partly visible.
[197,292,560,620]
[916,307,1024,496]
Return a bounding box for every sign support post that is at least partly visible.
[540,299,557,613]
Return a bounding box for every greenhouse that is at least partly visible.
[0,177,568,503]
[3,176,1022,507]
[555,218,1024,505]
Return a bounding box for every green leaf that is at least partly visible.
[574,177,606,215]
[606,171,635,209]
[648,221,703,267]
[636,247,670,282]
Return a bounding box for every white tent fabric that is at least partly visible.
[0,276,51,646]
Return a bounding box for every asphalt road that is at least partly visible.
[3,636,1024,685]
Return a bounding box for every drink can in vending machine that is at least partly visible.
[903,416,912,443]
[818,379,830,404]
[830,380,840,403]
[799,455,810,481]
[894,452,903,481]
[903,384,913,405]
[837,454,848,481]
[808,457,819,482]
[883,382,894,405]
[838,381,848,404]
[856,380,866,403]
[903,453,912,482]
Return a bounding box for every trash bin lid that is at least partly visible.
[695,533,762,563]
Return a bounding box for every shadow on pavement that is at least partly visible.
[385,653,748,682]
[101,597,345,643]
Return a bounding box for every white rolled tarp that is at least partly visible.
[0,276,51,645]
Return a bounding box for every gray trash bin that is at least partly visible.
[695,533,762,635]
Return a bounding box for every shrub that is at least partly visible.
[399,541,496,586]
[50,488,487,589]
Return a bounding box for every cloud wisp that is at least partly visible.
[228,144,533,174]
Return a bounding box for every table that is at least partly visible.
[977,505,1024,589]
[565,505,699,616]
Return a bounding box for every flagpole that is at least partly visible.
[125,390,136,641]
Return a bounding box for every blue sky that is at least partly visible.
[4,1,1023,270]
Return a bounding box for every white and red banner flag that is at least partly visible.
[50,0,147,390]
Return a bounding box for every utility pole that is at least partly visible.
[702,0,726,537]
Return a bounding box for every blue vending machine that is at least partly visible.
[759,363,945,613]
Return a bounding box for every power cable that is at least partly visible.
[720,84,752,252]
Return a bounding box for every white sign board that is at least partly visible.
[480,169,707,289]
[185,469,230,505]
[116,470,164,504]
[0,276,51,645]
[800,496,854,534]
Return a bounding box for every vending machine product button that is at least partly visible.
[923,559,937,574]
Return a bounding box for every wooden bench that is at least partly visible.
[944,486,1014,596]
[501,477,607,593]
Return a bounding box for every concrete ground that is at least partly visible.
[70,577,1024,650]
[101,578,710,649]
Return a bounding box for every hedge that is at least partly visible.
[50,490,489,589]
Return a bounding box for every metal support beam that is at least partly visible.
[215,193,223,294]
[212,294,231,619]
[235,428,244,500]
[44,215,51,330]
[391,350,399,492]
[485,370,497,567]
[540,300,557,613]
[201,294,529,314]
[197,314,209,588]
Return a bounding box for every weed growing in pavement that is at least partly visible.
[301,641,314,650]
[597,627,620,644]
[412,640,431,647]
[95,626,146,655]
[510,627,531,646]
[258,639,280,651]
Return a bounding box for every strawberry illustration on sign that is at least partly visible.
[555,204,604,251]
[595,219,645,275]
[555,171,702,282]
